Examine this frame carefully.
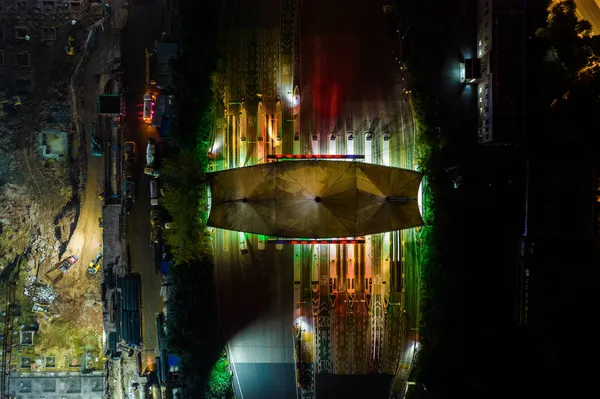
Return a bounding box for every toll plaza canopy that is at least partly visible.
[207,160,423,238]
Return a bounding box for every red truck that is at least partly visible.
[59,255,79,273]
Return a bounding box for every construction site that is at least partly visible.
[0,1,126,398]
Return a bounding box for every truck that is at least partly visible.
[88,252,103,275]
[159,118,172,140]
[0,95,22,118]
[46,255,79,283]
[59,255,79,273]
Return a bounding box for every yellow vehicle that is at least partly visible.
[0,96,22,116]
[88,252,103,274]
[66,36,75,55]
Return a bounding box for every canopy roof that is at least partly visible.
[207,160,423,238]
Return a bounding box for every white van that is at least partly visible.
[149,179,159,206]
[143,93,153,123]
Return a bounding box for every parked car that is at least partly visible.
[149,179,159,206]
[59,255,79,273]
[124,141,136,179]
[124,180,136,203]
[145,138,156,166]
[145,167,160,177]
[124,141,136,162]
[150,209,161,225]
[150,209,161,246]
[145,138,159,176]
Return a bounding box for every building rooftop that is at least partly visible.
[208,160,423,237]
[8,371,105,399]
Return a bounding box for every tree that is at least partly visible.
[535,0,595,74]
[161,148,210,264]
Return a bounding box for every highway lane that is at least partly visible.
[214,230,298,399]
[299,1,422,395]
[299,0,406,150]
[301,0,418,350]
[574,0,600,33]
[213,2,302,397]
[213,0,422,397]
[122,0,166,370]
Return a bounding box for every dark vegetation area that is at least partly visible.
[398,0,600,398]
[161,0,233,397]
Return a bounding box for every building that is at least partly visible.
[8,371,105,399]
[207,160,424,238]
[0,0,99,95]
[476,0,526,144]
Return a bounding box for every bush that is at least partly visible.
[206,355,233,399]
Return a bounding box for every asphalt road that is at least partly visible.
[214,230,297,399]
[299,0,406,153]
[574,0,600,33]
[300,0,420,393]
[213,0,422,397]
[211,2,301,398]
[122,0,166,370]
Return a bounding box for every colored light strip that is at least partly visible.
[268,238,366,245]
[267,154,365,160]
